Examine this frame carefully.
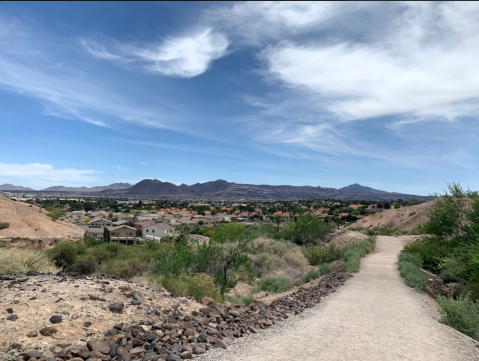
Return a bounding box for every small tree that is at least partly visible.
[136,228,142,238]
[103,227,111,242]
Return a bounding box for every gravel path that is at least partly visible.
[200,236,479,361]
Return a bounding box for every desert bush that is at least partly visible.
[303,244,343,266]
[303,268,321,283]
[252,252,278,278]
[0,248,59,274]
[0,221,10,230]
[255,276,293,294]
[344,250,362,273]
[280,214,334,245]
[318,262,332,275]
[47,242,86,269]
[437,293,479,340]
[398,252,423,268]
[343,236,377,274]
[67,255,97,274]
[269,241,289,256]
[159,274,222,303]
[224,293,255,306]
[398,253,428,291]
[182,274,222,302]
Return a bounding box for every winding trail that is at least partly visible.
[202,236,479,361]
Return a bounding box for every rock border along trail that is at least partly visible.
[200,236,479,361]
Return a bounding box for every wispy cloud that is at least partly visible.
[138,162,147,166]
[82,29,229,78]
[0,15,184,131]
[117,165,130,172]
[0,162,100,182]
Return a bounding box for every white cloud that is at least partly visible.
[117,165,130,172]
[138,162,147,166]
[0,162,100,183]
[203,1,363,44]
[82,29,229,78]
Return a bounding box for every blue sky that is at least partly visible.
[1,1,479,194]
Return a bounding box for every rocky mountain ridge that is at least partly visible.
[111,179,429,201]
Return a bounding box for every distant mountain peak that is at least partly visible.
[0,183,34,191]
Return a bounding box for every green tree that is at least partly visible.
[46,207,66,222]
[136,228,142,238]
[419,183,479,294]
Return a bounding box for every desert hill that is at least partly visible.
[352,201,434,231]
[0,195,84,249]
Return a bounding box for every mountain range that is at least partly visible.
[1,179,429,201]
[0,184,35,191]
[0,183,132,192]
[104,179,429,201]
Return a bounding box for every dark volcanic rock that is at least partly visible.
[109,302,125,313]
[6,314,18,321]
[49,315,62,324]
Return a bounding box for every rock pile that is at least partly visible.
[12,268,346,361]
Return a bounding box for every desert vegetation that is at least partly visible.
[0,214,376,305]
[398,183,479,339]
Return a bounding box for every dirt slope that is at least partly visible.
[0,196,84,248]
[200,236,479,361]
[352,201,434,231]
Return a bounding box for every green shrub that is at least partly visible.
[303,244,344,266]
[303,268,321,283]
[318,262,332,275]
[67,255,97,274]
[0,222,10,230]
[255,276,293,294]
[404,238,453,273]
[100,258,149,279]
[47,242,86,269]
[0,240,10,248]
[184,274,222,302]
[343,237,376,255]
[344,250,361,273]
[398,261,428,291]
[398,252,423,268]
[437,293,479,340]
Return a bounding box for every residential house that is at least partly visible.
[142,222,173,240]
[87,218,113,228]
[110,225,137,245]
[113,212,134,222]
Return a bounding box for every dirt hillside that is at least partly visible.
[352,201,434,232]
[0,196,84,249]
[0,274,203,357]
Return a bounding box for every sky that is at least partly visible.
[1,1,479,195]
